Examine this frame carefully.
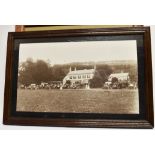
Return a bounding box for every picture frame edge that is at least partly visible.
[3,26,154,129]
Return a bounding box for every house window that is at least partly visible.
[78,75,81,79]
[73,76,76,79]
[70,76,72,79]
[82,75,86,78]
[87,74,90,78]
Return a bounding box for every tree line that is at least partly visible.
[18,58,137,87]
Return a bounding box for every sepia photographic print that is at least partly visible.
[3,27,154,128]
[17,40,139,114]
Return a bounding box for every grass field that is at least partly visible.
[16,89,139,114]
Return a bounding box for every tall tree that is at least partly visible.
[18,59,53,85]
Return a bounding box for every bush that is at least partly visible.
[90,72,103,88]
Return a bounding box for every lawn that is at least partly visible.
[16,89,139,114]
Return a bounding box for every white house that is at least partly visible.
[108,72,130,83]
[63,66,96,87]
[104,72,130,89]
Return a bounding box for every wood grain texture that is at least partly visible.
[15,25,25,32]
[3,27,154,128]
[15,25,143,32]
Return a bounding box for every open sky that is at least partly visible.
[19,40,137,65]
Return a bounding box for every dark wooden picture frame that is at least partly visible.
[3,27,154,128]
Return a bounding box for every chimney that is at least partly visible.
[69,67,72,72]
[94,64,96,70]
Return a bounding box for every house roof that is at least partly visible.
[109,73,129,78]
[110,73,129,77]
[68,69,95,75]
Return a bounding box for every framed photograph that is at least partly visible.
[3,27,154,128]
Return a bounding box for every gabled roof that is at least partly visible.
[68,69,95,75]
